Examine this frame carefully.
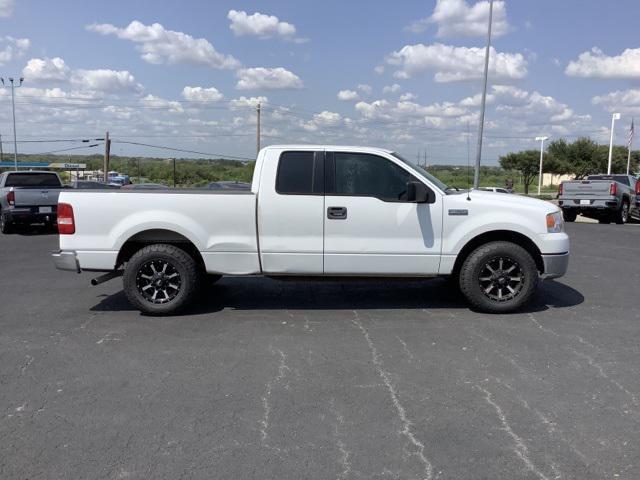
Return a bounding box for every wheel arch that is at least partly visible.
[451,230,544,277]
[116,228,205,271]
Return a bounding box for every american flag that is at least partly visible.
[629,118,635,148]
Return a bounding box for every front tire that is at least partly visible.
[459,241,539,313]
[123,244,200,316]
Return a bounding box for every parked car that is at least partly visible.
[70,180,119,189]
[558,174,640,224]
[0,171,65,233]
[52,145,569,315]
[121,183,168,190]
[479,187,511,194]
[207,181,251,190]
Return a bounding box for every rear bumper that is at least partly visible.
[51,250,81,273]
[4,207,57,224]
[541,252,569,279]
[559,198,618,210]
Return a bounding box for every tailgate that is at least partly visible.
[13,188,62,207]
[562,180,612,197]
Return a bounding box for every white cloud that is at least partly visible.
[22,57,69,82]
[565,47,640,80]
[227,10,305,42]
[593,89,640,114]
[229,96,268,109]
[71,69,143,93]
[337,89,359,101]
[313,111,341,126]
[236,67,303,90]
[386,43,527,82]
[383,83,402,94]
[407,0,510,38]
[0,36,29,66]
[182,86,224,102]
[0,0,14,17]
[87,21,241,70]
[374,65,385,75]
[357,84,372,95]
[140,94,183,113]
[399,92,417,101]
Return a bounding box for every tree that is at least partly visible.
[499,150,542,194]
[546,137,632,178]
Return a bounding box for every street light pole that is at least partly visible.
[473,0,494,189]
[607,112,621,175]
[1,77,24,170]
[535,136,548,196]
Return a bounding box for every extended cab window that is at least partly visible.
[276,151,324,195]
[333,153,414,202]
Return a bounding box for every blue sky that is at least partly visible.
[0,0,639,163]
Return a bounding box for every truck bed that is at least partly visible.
[58,189,260,273]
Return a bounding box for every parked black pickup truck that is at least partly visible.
[558,174,640,224]
[0,171,65,233]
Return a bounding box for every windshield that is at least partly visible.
[391,152,450,192]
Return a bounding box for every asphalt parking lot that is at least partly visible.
[1,223,639,480]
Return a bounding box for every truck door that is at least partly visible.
[323,151,442,275]
[257,149,325,274]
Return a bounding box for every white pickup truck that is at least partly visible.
[52,145,569,315]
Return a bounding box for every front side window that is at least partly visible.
[276,151,324,195]
[333,153,414,201]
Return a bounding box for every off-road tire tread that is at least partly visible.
[459,241,539,314]
[123,243,199,316]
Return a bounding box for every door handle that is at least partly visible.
[327,206,347,219]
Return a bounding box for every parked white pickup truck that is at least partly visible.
[52,145,569,315]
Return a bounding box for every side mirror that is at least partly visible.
[407,181,435,203]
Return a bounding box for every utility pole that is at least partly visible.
[173,158,176,188]
[1,77,24,170]
[535,136,548,196]
[626,118,634,175]
[607,112,621,175]
[473,0,494,189]
[103,131,111,183]
[0,132,3,162]
[137,158,141,183]
[423,148,427,168]
[256,102,261,157]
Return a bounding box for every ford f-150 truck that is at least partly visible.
[558,174,640,224]
[52,145,570,315]
[0,171,65,233]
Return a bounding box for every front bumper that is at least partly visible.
[541,252,569,279]
[52,250,81,273]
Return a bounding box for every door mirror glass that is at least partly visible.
[406,181,435,203]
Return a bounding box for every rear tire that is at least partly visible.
[459,241,539,313]
[562,209,577,222]
[123,244,199,316]
[614,201,629,225]
[0,213,13,234]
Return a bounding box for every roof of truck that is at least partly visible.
[263,145,394,154]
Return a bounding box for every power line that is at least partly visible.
[28,143,102,156]
[111,140,255,161]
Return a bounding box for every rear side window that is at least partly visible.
[5,173,61,187]
[333,152,414,202]
[276,151,324,195]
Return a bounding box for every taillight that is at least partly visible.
[558,183,563,196]
[610,182,617,196]
[57,203,75,235]
[635,181,640,195]
[7,189,15,206]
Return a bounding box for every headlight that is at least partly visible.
[546,211,564,233]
